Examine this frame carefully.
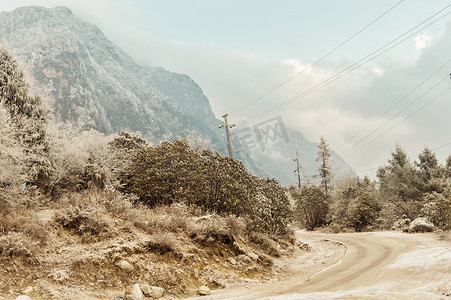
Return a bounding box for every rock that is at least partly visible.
[140,284,164,298]
[49,269,69,282]
[258,253,273,266]
[296,241,311,251]
[197,285,211,296]
[237,254,252,264]
[193,268,199,279]
[16,296,33,300]
[248,251,259,260]
[117,260,134,272]
[125,283,143,300]
[227,257,237,265]
[246,265,262,273]
[23,286,33,294]
[409,217,434,232]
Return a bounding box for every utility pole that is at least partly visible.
[294,151,302,190]
[218,113,235,158]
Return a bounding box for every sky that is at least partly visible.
[0,0,450,177]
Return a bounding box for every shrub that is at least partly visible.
[124,140,292,236]
[292,185,329,230]
[145,232,178,254]
[421,192,451,230]
[0,232,40,263]
[54,205,113,242]
[248,232,280,257]
[346,192,381,232]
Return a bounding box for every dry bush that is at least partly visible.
[326,223,345,234]
[0,232,40,263]
[190,215,229,237]
[225,215,246,237]
[133,203,199,235]
[54,204,113,243]
[248,232,281,257]
[0,204,49,246]
[145,232,179,254]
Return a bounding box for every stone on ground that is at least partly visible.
[409,217,434,232]
[198,285,211,296]
[125,283,144,300]
[117,259,134,272]
[140,284,164,298]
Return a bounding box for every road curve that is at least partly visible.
[189,231,415,300]
[273,232,408,295]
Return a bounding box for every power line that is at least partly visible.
[269,20,449,122]
[246,5,451,121]
[336,58,451,151]
[340,73,451,156]
[230,0,406,115]
[346,85,451,158]
[255,26,449,121]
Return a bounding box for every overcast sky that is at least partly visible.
[1,0,450,177]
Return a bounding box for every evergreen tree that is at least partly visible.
[416,147,439,181]
[387,144,408,171]
[444,155,451,179]
[316,136,333,197]
[378,145,424,220]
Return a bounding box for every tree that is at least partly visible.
[387,144,408,171]
[0,48,51,191]
[126,139,205,207]
[292,185,329,230]
[316,136,333,197]
[0,105,27,201]
[251,178,292,235]
[328,176,380,231]
[421,192,451,230]
[444,155,451,179]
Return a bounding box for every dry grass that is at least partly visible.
[0,232,40,263]
[145,232,179,254]
[53,204,114,243]
[0,189,291,298]
[248,232,281,257]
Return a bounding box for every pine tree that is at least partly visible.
[316,136,333,197]
[387,144,408,171]
[378,144,423,220]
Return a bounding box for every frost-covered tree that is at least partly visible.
[0,105,27,201]
[45,124,116,195]
[0,48,51,190]
[416,147,439,181]
[292,184,328,230]
[378,146,423,220]
[316,136,333,197]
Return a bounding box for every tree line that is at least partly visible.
[291,138,451,232]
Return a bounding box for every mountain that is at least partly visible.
[0,6,353,185]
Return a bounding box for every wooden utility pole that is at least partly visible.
[218,113,235,158]
[294,151,302,190]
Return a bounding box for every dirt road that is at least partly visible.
[187,231,451,299]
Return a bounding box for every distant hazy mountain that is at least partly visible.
[0,6,353,185]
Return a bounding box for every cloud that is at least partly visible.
[414,33,433,50]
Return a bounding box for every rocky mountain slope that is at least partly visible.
[0,6,352,185]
